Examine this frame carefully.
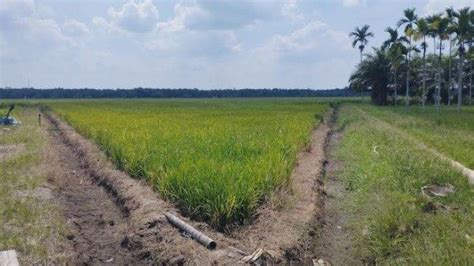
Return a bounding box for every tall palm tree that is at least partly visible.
[349,25,374,99]
[468,10,474,105]
[350,25,374,63]
[452,7,471,110]
[446,7,457,105]
[398,8,418,108]
[469,46,474,105]
[426,14,441,108]
[433,16,450,110]
[383,27,409,105]
[414,18,430,107]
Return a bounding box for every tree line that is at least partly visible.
[349,6,473,109]
[0,87,358,99]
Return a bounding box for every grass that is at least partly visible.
[0,106,66,264]
[47,99,328,229]
[356,105,474,168]
[335,104,474,263]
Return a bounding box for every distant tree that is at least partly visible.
[452,7,471,110]
[349,48,391,105]
[350,25,374,63]
[446,7,457,105]
[468,9,474,105]
[349,25,374,98]
[398,8,418,108]
[382,27,409,105]
[429,15,450,110]
[414,18,430,107]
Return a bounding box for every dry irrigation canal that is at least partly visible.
[0,99,473,264]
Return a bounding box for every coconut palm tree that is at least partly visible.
[452,7,471,110]
[382,27,409,105]
[414,18,430,107]
[398,8,418,108]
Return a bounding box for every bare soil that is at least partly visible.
[41,108,338,264]
[309,110,360,265]
[46,120,159,264]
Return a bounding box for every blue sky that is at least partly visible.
[0,0,471,89]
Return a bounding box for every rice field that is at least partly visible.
[48,99,328,229]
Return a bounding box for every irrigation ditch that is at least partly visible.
[41,106,342,264]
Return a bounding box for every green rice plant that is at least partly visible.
[48,99,328,230]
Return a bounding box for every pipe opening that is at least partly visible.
[208,241,217,250]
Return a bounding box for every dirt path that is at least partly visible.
[309,107,359,264]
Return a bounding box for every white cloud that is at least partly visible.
[423,0,473,14]
[63,19,90,37]
[147,24,240,57]
[281,0,304,21]
[342,0,361,8]
[0,0,87,47]
[95,0,159,33]
[176,0,277,31]
[1,0,360,89]
[0,0,35,30]
[156,3,206,33]
[147,1,244,56]
[262,20,350,55]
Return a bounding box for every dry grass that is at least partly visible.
[0,106,68,264]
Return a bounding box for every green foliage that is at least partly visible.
[49,99,328,230]
[335,105,474,263]
[358,105,474,168]
[349,49,391,105]
[349,24,374,53]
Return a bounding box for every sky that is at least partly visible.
[0,0,472,89]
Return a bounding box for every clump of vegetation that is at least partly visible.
[349,6,473,108]
[49,99,328,230]
[335,105,474,263]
